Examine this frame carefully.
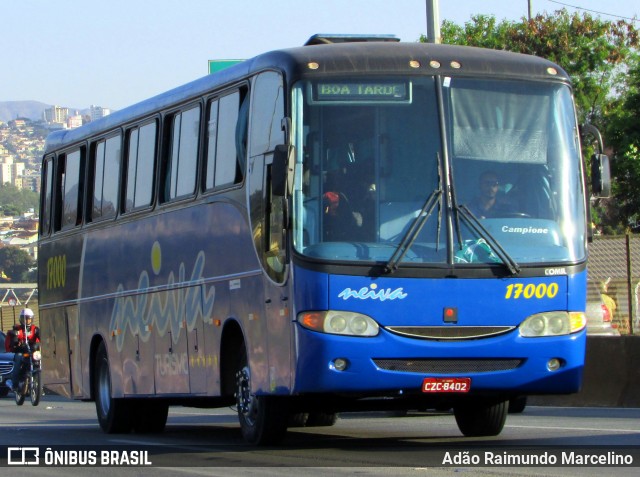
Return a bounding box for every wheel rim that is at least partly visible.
[236,366,257,426]
[97,359,111,416]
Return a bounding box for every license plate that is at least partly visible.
[422,377,471,393]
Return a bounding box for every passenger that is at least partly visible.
[322,143,375,241]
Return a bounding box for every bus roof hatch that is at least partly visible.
[304,34,400,46]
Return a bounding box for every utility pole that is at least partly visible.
[426,0,441,44]
[528,0,533,20]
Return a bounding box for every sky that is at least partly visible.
[1,0,638,111]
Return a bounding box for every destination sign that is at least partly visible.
[313,81,410,103]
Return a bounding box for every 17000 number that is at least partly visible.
[505,283,558,300]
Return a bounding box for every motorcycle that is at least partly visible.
[13,327,43,406]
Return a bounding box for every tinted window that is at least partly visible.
[40,156,54,235]
[92,135,121,220]
[250,72,284,154]
[205,90,246,190]
[62,150,82,229]
[125,121,157,211]
[166,105,200,200]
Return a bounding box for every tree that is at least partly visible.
[429,10,640,231]
[2,205,21,217]
[601,57,640,229]
[432,10,639,128]
[0,183,39,216]
[0,246,35,282]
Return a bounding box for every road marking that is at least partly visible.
[506,424,640,433]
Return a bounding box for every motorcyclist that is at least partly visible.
[4,308,40,391]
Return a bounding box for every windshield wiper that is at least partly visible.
[384,189,442,274]
[456,205,521,276]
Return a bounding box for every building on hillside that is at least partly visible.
[19,174,40,192]
[67,115,83,129]
[44,106,69,125]
[0,217,38,259]
[0,157,26,187]
[90,105,111,121]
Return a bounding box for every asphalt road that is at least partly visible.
[1,393,639,476]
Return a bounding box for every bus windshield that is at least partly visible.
[292,76,586,268]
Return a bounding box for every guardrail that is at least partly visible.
[530,335,640,407]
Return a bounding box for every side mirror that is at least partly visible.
[591,153,611,198]
[272,144,293,197]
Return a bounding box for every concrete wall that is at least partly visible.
[530,336,640,407]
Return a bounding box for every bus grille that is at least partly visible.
[0,362,13,374]
[373,358,524,374]
[385,326,515,340]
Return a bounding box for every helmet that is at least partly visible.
[19,308,34,324]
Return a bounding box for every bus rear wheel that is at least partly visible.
[454,399,508,437]
[235,350,288,445]
[94,341,133,433]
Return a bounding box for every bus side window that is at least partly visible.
[205,88,246,191]
[40,156,54,236]
[124,121,157,212]
[60,148,84,230]
[163,104,201,202]
[90,134,121,221]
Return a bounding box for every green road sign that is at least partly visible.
[208,59,244,74]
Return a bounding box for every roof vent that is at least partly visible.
[304,34,400,46]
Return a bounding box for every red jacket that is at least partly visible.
[4,324,40,352]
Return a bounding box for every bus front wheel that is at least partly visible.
[94,341,133,433]
[235,350,288,445]
[453,399,508,437]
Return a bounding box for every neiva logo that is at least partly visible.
[338,283,408,301]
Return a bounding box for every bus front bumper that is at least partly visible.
[292,324,585,397]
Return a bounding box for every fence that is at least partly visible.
[0,237,637,334]
[0,284,39,332]
[588,234,640,335]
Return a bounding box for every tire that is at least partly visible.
[288,412,309,428]
[305,412,338,427]
[235,345,289,445]
[132,401,169,433]
[30,371,43,406]
[14,380,27,406]
[454,400,508,437]
[508,396,527,414]
[0,387,9,398]
[94,341,133,433]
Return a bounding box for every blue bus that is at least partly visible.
[38,35,607,445]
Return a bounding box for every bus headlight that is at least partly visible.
[520,311,586,337]
[298,311,379,337]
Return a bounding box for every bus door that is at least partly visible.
[151,284,209,395]
[65,306,84,398]
[186,284,208,395]
[153,288,190,394]
[41,306,80,399]
[246,71,292,393]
